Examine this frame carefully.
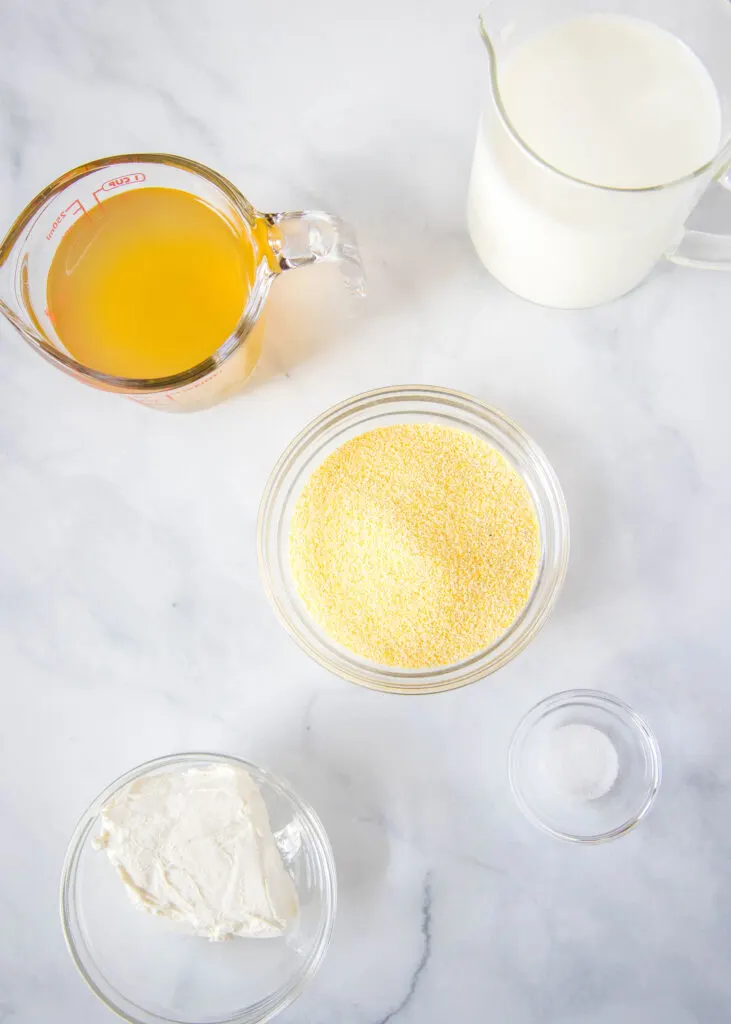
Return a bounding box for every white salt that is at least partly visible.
[542,723,619,801]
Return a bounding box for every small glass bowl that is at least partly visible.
[61,753,337,1024]
[257,385,569,694]
[508,690,661,843]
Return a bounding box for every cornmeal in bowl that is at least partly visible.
[289,423,540,669]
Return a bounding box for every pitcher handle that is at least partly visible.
[665,165,731,270]
[264,210,365,295]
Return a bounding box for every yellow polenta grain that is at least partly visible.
[289,423,541,669]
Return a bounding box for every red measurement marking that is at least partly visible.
[190,367,222,389]
[92,172,146,205]
[45,199,86,241]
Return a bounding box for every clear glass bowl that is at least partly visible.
[60,753,337,1024]
[258,385,569,694]
[508,690,662,843]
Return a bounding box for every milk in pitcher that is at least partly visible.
[467,14,722,307]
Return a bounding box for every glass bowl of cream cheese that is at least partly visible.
[61,752,336,1024]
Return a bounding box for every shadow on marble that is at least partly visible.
[243,727,392,942]
[508,397,616,621]
[247,140,481,388]
[247,260,359,389]
[337,145,480,319]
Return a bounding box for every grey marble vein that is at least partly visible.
[374,875,433,1024]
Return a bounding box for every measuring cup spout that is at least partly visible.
[0,262,28,344]
[0,235,16,323]
[478,14,499,86]
[0,214,33,340]
[0,297,26,338]
[263,210,365,295]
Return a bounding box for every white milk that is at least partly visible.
[467,14,722,307]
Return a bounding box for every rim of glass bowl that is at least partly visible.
[508,689,663,844]
[60,752,337,1024]
[257,385,570,695]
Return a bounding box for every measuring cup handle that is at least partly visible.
[666,165,731,271]
[264,211,365,295]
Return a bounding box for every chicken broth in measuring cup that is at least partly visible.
[0,154,362,409]
[46,186,257,379]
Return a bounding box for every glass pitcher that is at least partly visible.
[0,154,363,411]
[467,0,731,308]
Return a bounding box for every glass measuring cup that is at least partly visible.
[0,154,363,411]
[468,0,731,308]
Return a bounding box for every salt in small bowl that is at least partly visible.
[508,689,661,843]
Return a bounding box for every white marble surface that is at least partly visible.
[1,1,731,1021]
